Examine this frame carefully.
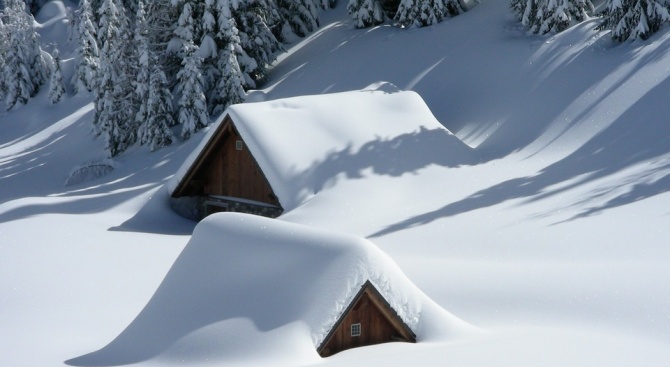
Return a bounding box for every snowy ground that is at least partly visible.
[1,1,670,366]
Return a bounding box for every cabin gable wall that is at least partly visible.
[319,289,413,357]
[202,126,277,206]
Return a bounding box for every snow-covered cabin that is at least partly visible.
[317,279,416,357]
[168,83,472,220]
[67,213,471,365]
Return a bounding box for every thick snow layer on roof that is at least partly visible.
[68,212,473,366]
[168,83,475,212]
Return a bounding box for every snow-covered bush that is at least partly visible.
[65,161,115,186]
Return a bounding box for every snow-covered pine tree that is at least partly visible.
[198,0,220,102]
[95,0,139,155]
[601,0,670,41]
[145,0,179,79]
[94,0,123,153]
[178,48,209,139]
[117,1,141,148]
[232,0,284,86]
[134,0,150,127]
[48,48,66,104]
[175,3,209,139]
[3,31,33,109]
[223,0,259,89]
[396,0,464,28]
[394,0,419,27]
[511,0,525,20]
[139,56,175,151]
[277,0,320,38]
[24,13,49,91]
[347,0,385,28]
[512,0,594,34]
[536,0,594,34]
[210,2,246,115]
[2,0,49,110]
[72,0,99,94]
[0,16,7,103]
[511,0,540,32]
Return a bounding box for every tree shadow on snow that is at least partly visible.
[279,126,480,210]
[371,70,670,237]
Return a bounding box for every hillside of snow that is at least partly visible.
[1,1,669,366]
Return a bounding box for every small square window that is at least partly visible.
[235,140,243,151]
[351,323,361,337]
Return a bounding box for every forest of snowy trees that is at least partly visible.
[1,0,670,156]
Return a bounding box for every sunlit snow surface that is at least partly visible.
[1,1,670,366]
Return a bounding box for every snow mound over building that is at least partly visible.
[67,212,473,366]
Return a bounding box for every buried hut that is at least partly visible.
[67,212,471,365]
[317,279,416,357]
[168,84,473,220]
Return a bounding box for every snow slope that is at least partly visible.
[1,1,670,366]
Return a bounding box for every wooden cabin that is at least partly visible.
[318,280,416,357]
[170,115,283,219]
[168,86,471,221]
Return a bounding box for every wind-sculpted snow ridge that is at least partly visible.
[67,212,475,366]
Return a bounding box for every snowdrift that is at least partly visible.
[67,212,473,366]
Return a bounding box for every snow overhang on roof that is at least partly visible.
[168,83,472,213]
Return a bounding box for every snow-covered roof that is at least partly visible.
[168,83,472,212]
[72,212,471,364]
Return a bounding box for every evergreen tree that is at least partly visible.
[537,0,593,34]
[145,0,180,79]
[94,0,123,153]
[3,31,34,110]
[347,0,385,28]
[178,48,209,139]
[95,0,138,156]
[139,57,175,151]
[601,0,670,41]
[175,3,209,139]
[134,0,151,127]
[0,16,8,103]
[48,48,66,104]
[513,0,541,32]
[119,4,141,147]
[199,0,220,101]
[277,0,320,38]
[395,0,463,28]
[511,0,594,34]
[72,0,99,94]
[211,3,246,115]
[222,0,259,89]
[2,0,48,110]
[233,0,284,86]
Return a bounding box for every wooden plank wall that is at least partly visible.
[319,291,408,357]
[203,126,279,206]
